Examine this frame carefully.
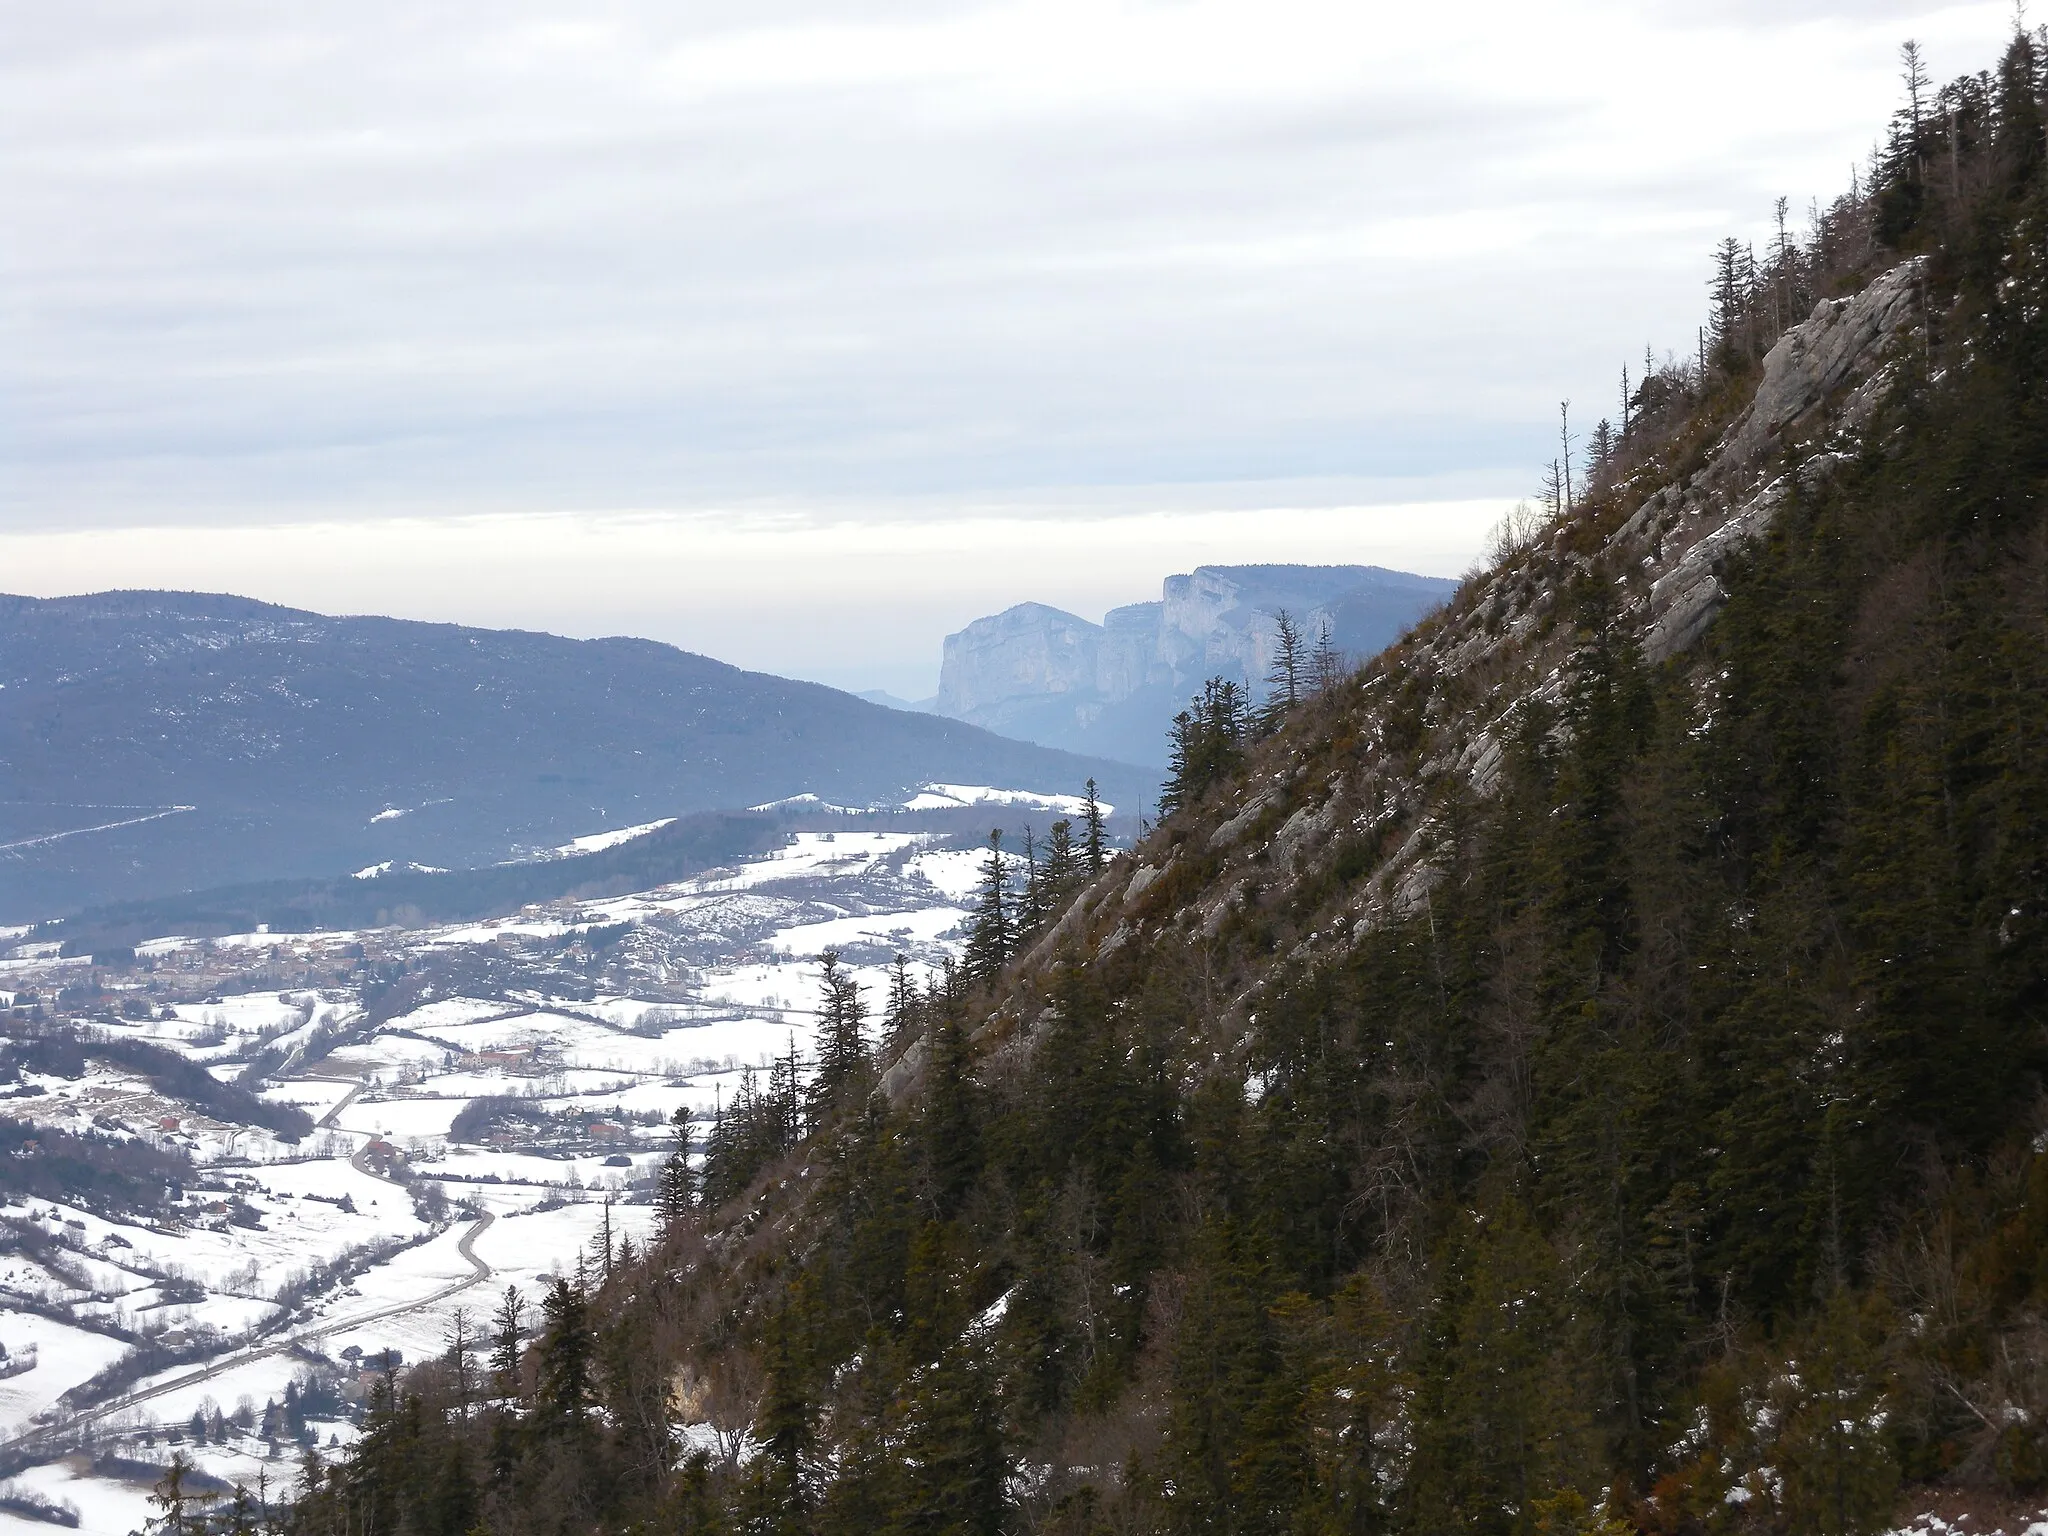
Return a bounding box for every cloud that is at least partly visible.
[0,0,2019,680]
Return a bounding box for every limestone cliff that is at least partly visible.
[934,563,1456,766]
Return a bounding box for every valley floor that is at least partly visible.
[0,823,1006,1532]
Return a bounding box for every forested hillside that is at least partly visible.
[262,30,2048,1536]
[0,593,1149,920]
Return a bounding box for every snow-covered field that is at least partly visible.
[0,1312,129,1439]
[0,803,1075,1533]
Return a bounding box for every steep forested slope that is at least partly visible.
[274,31,2048,1536]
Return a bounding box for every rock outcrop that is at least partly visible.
[934,564,1457,765]
[1108,258,1930,950]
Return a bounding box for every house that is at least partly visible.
[461,1047,538,1072]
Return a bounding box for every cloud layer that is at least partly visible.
[0,0,2014,685]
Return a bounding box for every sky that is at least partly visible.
[0,0,2019,696]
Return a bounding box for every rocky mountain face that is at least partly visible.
[934,563,1455,764]
[0,593,1153,920]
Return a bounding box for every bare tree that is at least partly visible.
[1310,618,1345,694]
[447,1307,473,1420]
[1558,400,1574,512]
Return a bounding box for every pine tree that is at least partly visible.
[1709,236,1751,370]
[1017,824,1043,935]
[747,1301,815,1535]
[490,1285,525,1401]
[535,1276,594,1435]
[962,830,1012,983]
[921,1008,982,1220]
[1040,817,1081,911]
[885,953,918,1039]
[593,1193,618,1283]
[446,1306,473,1420]
[896,1348,1007,1536]
[658,1105,697,1229]
[701,1081,735,1208]
[147,1453,197,1536]
[672,1451,724,1535]
[1260,608,1305,730]
[1161,678,1248,816]
[1081,779,1107,876]
[1772,1292,1900,1536]
[222,1481,256,1536]
[771,1035,804,1150]
[1994,25,2045,190]
[425,1437,477,1536]
[809,949,870,1121]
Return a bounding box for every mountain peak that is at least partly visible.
[934,562,1456,763]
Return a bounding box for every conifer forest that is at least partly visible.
[181,28,2048,1536]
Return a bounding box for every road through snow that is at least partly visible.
[0,1057,494,1458]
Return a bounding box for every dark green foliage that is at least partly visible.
[1081,778,1108,876]
[1161,677,1249,816]
[894,1348,1006,1536]
[535,1277,594,1433]
[700,1044,803,1211]
[284,36,2048,1536]
[0,1111,188,1216]
[807,949,871,1124]
[962,830,1015,982]
[657,1106,697,1230]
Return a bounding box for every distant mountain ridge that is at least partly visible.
[934,563,1455,763]
[0,590,1152,920]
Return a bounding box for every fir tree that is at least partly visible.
[1081,779,1107,876]
[885,952,918,1039]
[535,1275,594,1435]
[1269,610,1302,720]
[1040,817,1081,913]
[490,1285,524,1401]
[1017,824,1043,935]
[962,830,1013,982]
[146,1453,198,1536]
[746,1300,816,1535]
[809,948,870,1122]
[896,1348,1006,1536]
[657,1106,696,1228]
[921,1008,982,1220]
[1161,677,1248,816]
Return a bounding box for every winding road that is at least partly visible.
[2,1212,496,1453]
[0,1062,499,1457]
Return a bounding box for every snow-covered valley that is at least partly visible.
[0,802,1063,1532]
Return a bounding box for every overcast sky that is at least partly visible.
[0,0,2016,694]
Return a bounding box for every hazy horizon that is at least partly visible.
[3,0,2016,695]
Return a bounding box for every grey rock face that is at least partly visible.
[1308,258,1927,932]
[1639,258,1926,662]
[935,564,1457,766]
[935,603,1102,718]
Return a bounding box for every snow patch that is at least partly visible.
[748,792,861,813]
[552,819,676,856]
[902,783,1111,815]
